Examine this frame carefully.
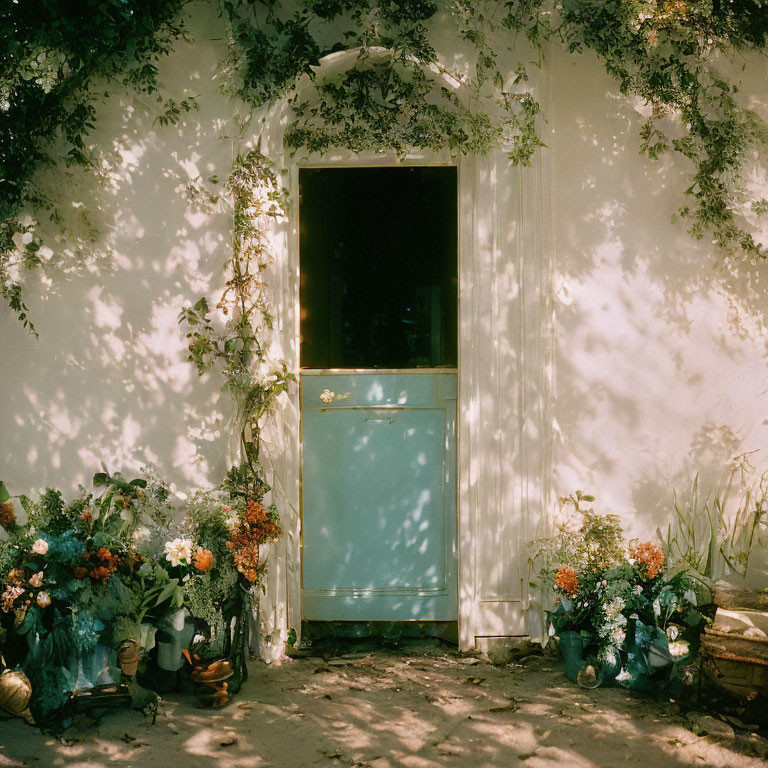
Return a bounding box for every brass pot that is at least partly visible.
[0,668,33,721]
[117,640,141,677]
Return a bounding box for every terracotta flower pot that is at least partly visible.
[190,659,233,683]
[117,640,141,677]
[195,680,229,708]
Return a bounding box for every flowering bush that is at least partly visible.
[0,470,282,724]
[533,492,708,693]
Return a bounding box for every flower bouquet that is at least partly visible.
[0,467,283,725]
[532,491,708,694]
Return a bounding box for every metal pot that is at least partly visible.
[0,668,34,723]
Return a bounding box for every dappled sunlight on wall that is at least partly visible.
[550,48,768,537]
[0,2,236,495]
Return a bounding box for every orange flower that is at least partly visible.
[0,501,15,529]
[194,548,214,572]
[89,566,114,583]
[630,541,665,579]
[554,565,579,598]
[73,567,89,579]
[227,499,280,583]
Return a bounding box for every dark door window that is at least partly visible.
[300,167,458,369]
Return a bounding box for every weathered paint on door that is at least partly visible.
[301,371,457,621]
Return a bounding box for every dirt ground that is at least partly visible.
[1,644,767,768]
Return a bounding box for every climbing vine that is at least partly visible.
[506,1,768,261]
[178,150,294,499]
[220,0,544,162]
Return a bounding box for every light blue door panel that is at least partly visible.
[301,372,457,621]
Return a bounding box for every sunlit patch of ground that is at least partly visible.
[1,648,766,768]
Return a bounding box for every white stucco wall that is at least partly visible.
[548,48,768,537]
[2,3,236,494]
[2,3,767,648]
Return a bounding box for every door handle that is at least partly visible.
[319,389,351,404]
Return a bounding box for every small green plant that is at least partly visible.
[530,490,625,591]
[661,452,768,583]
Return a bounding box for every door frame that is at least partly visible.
[295,161,462,625]
[253,49,554,658]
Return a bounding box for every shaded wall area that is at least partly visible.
[549,48,768,537]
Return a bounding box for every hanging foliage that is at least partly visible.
[0,0,190,333]
[3,0,768,332]
[502,0,768,261]
[220,0,544,162]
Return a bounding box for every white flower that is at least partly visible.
[36,591,51,607]
[320,389,335,404]
[548,623,556,637]
[667,625,680,641]
[132,526,151,543]
[28,571,43,588]
[652,598,661,617]
[164,537,193,567]
[615,668,632,683]
[610,628,626,645]
[668,640,690,658]
[604,596,625,618]
[633,585,643,595]
[31,538,48,555]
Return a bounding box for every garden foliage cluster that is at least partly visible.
[3,1,768,339]
[0,471,280,724]
[532,490,709,695]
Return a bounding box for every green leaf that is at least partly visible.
[92,472,108,486]
[684,609,702,627]
[154,578,180,607]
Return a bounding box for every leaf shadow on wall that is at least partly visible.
[0,3,238,495]
[549,49,768,537]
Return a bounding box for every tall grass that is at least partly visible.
[660,452,768,588]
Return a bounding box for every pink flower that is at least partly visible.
[28,571,43,588]
[31,538,48,555]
